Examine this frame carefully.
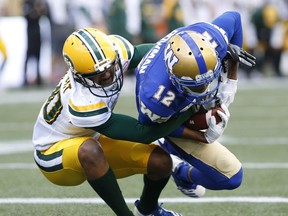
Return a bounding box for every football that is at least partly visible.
[184,106,224,130]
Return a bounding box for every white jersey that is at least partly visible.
[33,35,135,151]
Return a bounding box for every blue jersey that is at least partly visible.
[135,11,243,125]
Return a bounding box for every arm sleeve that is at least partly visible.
[92,108,193,144]
[129,44,154,69]
[212,11,243,47]
[169,125,185,138]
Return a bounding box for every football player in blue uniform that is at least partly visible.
[135,11,256,197]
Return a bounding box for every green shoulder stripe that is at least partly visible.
[69,105,108,117]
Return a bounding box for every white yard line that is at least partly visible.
[0,163,37,169]
[219,136,288,145]
[0,197,288,204]
[1,135,288,155]
[0,140,33,155]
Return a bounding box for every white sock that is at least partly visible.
[171,154,185,172]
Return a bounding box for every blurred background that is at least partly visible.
[0,0,288,89]
[0,1,288,215]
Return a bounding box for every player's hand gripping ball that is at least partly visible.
[184,106,225,130]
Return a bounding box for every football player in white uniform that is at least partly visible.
[32,28,192,216]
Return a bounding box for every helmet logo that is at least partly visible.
[164,43,179,72]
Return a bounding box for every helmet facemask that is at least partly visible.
[73,54,124,97]
[168,59,222,105]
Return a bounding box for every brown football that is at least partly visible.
[184,106,224,130]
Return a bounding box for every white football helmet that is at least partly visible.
[164,30,222,105]
[63,28,123,97]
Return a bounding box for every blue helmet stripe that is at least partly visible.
[179,32,207,75]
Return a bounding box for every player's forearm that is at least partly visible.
[226,59,239,80]
[181,127,208,143]
[93,109,193,144]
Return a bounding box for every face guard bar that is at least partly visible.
[168,58,223,105]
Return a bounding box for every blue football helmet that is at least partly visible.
[164,30,222,105]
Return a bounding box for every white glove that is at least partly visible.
[204,104,230,143]
[220,79,238,107]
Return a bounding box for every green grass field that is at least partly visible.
[0,77,288,216]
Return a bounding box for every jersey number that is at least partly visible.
[153,85,175,107]
[43,84,63,124]
[140,85,175,123]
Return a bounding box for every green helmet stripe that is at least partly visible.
[76,29,105,63]
[113,35,131,59]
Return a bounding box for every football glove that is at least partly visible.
[220,78,238,107]
[224,44,256,68]
[204,104,230,143]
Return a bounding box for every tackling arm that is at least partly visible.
[92,108,194,144]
